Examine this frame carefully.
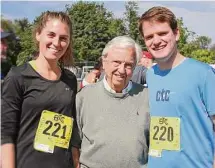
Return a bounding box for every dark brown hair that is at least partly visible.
[139,6,178,37]
[33,11,74,66]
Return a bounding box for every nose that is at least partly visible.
[53,37,60,47]
[153,35,161,46]
[117,62,126,74]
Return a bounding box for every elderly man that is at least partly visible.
[72,36,150,168]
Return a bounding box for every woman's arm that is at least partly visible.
[1,144,15,168]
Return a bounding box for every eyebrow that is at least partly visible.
[60,35,69,38]
[145,30,169,37]
[144,34,153,39]
[47,31,69,38]
[112,59,134,64]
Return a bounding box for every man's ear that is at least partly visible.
[36,32,41,42]
[102,55,107,69]
[175,28,180,42]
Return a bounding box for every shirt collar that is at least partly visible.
[103,75,132,94]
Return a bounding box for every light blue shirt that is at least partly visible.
[147,58,215,168]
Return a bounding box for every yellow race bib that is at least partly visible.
[150,117,180,151]
[34,110,73,153]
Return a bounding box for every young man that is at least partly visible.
[72,36,150,168]
[139,6,215,168]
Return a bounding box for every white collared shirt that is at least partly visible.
[103,75,132,94]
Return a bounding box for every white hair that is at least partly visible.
[102,36,142,66]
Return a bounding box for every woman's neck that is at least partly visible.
[34,56,61,80]
[36,56,59,71]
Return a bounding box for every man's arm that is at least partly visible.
[72,147,80,168]
[201,67,215,168]
[71,120,81,168]
[72,91,84,168]
[81,70,100,88]
[1,143,15,168]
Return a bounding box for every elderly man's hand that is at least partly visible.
[85,70,100,83]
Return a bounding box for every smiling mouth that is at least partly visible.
[153,45,166,51]
[48,47,61,53]
[115,74,126,80]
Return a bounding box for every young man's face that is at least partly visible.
[141,21,180,63]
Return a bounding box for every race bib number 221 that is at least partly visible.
[34,110,73,153]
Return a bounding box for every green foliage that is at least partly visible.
[13,18,36,66]
[66,1,125,62]
[191,49,215,64]
[14,18,30,33]
[210,44,215,52]
[16,25,36,66]
[124,1,145,48]
[177,18,194,50]
[194,36,212,49]
[108,18,126,38]
[1,15,15,32]
[177,18,214,64]
[1,3,215,67]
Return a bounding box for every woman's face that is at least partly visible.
[36,19,70,62]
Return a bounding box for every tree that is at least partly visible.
[108,18,126,38]
[66,2,125,62]
[176,18,214,63]
[177,18,192,50]
[194,36,212,49]
[124,1,145,48]
[210,43,215,52]
[16,25,36,65]
[190,49,215,64]
[1,16,14,32]
[13,18,36,65]
[14,18,30,37]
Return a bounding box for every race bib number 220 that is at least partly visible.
[34,110,73,153]
[150,117,180,151]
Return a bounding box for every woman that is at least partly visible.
[1,11,80,168]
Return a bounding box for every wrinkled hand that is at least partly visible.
[85,70,100,84]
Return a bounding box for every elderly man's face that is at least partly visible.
[103,46,136,93]
[0,38,8,60]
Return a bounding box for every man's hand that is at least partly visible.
[85,70,100,84]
